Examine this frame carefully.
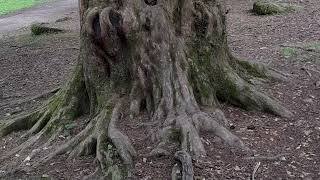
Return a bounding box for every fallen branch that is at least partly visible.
[301,67,312,77]
[251,162,261,180]
[244,153,289,161]
[304,67,320,74]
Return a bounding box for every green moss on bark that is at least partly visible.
[188,44,217,106]
[101,144,126,180]
[47,93,63,112]
[236,60,267,78]
[215,75,240,103]
[169,128,182,142]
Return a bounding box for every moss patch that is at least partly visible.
[64,122,77,130]
[169,128,182,142]
[281,42,320,63]
[253,0,300,15]
[237,60,267,78]
[216,77,240,104]
[282,47,297,58]
[31,23,64,36]
[306,42,320,52]
[188,44,217,106]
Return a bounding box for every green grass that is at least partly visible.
[306,42,320,51]
[282,47,297,58]
[281,41,320,59]
[0,0,41,15]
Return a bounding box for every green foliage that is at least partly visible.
[253,0,299,15]
[64,122,77,130]
[0,0,40,15]
[282,47,297,58]
[280,42,320,64]
[306,42,320,52]
[31,23,64,36]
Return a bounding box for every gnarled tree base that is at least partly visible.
[0,0,292,179]
[0,59,291,179]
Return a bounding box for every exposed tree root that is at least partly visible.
[0,63,135,178]
[147,109,249,161]
[30,99,137,179]
[0,97,136,179]
[0,87,60,109]
[222,70,293,118]
[174,151,194,180]
[0,81,253,179]
[0,79,254,179]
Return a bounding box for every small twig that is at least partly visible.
[301,66,320,77]
[251,162,261,180]
[315,80,320,89]
[244,153,289,161]
[305,67,320,74]
[301,67,312,77]
[130,121,159,129]
[58,47,79,51]
[269,67,292,78]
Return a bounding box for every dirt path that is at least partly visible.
[0,0,78,38]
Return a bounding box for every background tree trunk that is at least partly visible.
[0,0,292,179]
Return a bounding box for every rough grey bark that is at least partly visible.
[0,0,292,179]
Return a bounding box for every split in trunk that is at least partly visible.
[0,0,292,179]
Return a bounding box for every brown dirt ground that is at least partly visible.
[1,0,320,179]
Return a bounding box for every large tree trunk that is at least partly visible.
[0,0,292,179]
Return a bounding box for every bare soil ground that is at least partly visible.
[0,0,319,179]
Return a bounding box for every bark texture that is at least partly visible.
[0,0,292,179]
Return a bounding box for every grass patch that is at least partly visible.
[282,47,297,58]
[0,0,43,15]
[306,42,320,52]
[281,41,320,58]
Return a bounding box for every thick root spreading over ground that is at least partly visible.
[0,92,136,179]
[0,0,293,179]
